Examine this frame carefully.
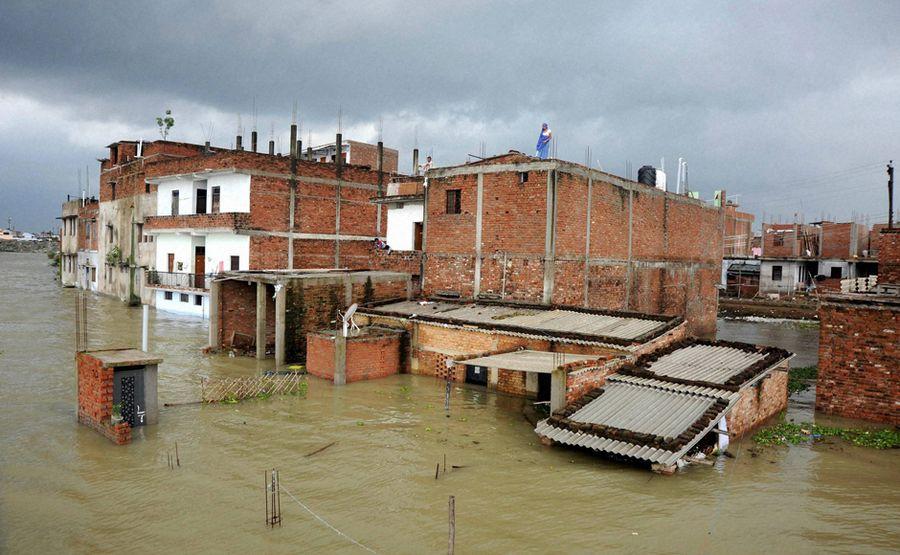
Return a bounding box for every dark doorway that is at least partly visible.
[537,373,551,403]
[465,365,488,386]
[114,368,146,427]
[196,188,207,214]
[167,253,175,272]
[194,246,206,286]
[414,222,423,250]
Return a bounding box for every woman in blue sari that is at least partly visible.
[535,123,552,159]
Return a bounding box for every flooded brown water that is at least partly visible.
[2,252,899,554]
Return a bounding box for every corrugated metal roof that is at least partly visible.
[643,344,767,384]
[459,350,600,373]
[362,301,669,342]
[567,380,719,438]
[535,378,737,465]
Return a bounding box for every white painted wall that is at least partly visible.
[155,234,197,272]
[206,233,250,273]
[156,289,208,317]
[817,259,851,279]
[156,173,251,216]
[386,201,424,251]
[759,261,803,294]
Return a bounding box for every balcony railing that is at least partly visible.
[146,270,212,290]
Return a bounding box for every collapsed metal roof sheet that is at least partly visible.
[535,376,739,466]
[361,300,674,345]
[459,350,601,374]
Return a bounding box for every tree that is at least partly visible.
[156,109,175,140]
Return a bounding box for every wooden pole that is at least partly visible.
[435,463,440,480]
[448,495,456,555]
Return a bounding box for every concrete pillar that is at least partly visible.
[550,368,566,414]
[274,284,286,368]
[473,172,484,297]
[208,280,220,349]
[256,282,267,360]
[334,333,347,385]
[543,170,558,304]
[488,367,499,390]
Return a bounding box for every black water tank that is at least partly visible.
[638,165,656,186]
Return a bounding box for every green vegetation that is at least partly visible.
[111,403,122,417]
[106,246,121,266]
[156,109,175,140]
[222,392,239,404]
[754,422,900,449]
[788,365,818,395]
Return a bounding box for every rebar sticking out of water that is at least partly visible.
[448,495,456,554]
[266,468,282,527]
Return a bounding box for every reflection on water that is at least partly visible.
[2,253,899,553]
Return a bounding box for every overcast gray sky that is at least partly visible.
[1,0,898,232]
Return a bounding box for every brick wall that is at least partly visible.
[422,162,722,337]
[144,212,250,231]
[497,369,527,396]
[306,330,402,383]
[879,229,900,284]
[727,368,789,437]
[76,353,132,445]
[817,297,899,424]
[564,358,623,404]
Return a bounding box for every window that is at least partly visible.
[194,295,203,306]
[110,182,117,200]
[830,266,842,279]
[180,293,189,303]
[230,256,240,271]
[164,291,173,300]
[90,267,96,282]
[773,235,784,247]
[106,224,113,243]
[145,181,151,194]
[211,186,221,213]
[445,189,461,214]
[136,223,143,242]
[85,221,91,241]
[772,265,783,281]
[171,190,180,216]
[519,171,529,184]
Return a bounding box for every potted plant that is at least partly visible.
[111,403,123,425]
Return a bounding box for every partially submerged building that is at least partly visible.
[357,299,687,409]
[207,269,411,366]
[419,152,724,337]
[536,339,792,472]
[60,196,99,290]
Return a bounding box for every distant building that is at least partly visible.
[59,197,99,290]
[307,139,399,173]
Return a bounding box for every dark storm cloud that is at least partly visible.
[2,0,899,231]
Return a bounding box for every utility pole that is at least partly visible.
[888,161,894,229]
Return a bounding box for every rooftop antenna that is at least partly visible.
[291,101,297,125]
[339,303,359,337]
[252,97,258,133]
[269,122,275,140]
[378,116,384,143]
[338,105,343,134]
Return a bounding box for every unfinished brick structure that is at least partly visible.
[816,228,900,424]
[209,270,411,365]
[723,203,755,257]
[306,327,403,383]
[422,152,723,337]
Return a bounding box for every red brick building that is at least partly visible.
[421,152,724,337]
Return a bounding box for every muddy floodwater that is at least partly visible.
[2,253,898,554]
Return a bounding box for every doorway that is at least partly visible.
[194,246,206,287]
[537,372,551,403]
[167,253,175,272]
[414,222,424,250]
[114,368,146,427]
[196,188,207,214]
[465,365,488,386]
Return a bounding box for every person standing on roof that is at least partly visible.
[535,123,552,159]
